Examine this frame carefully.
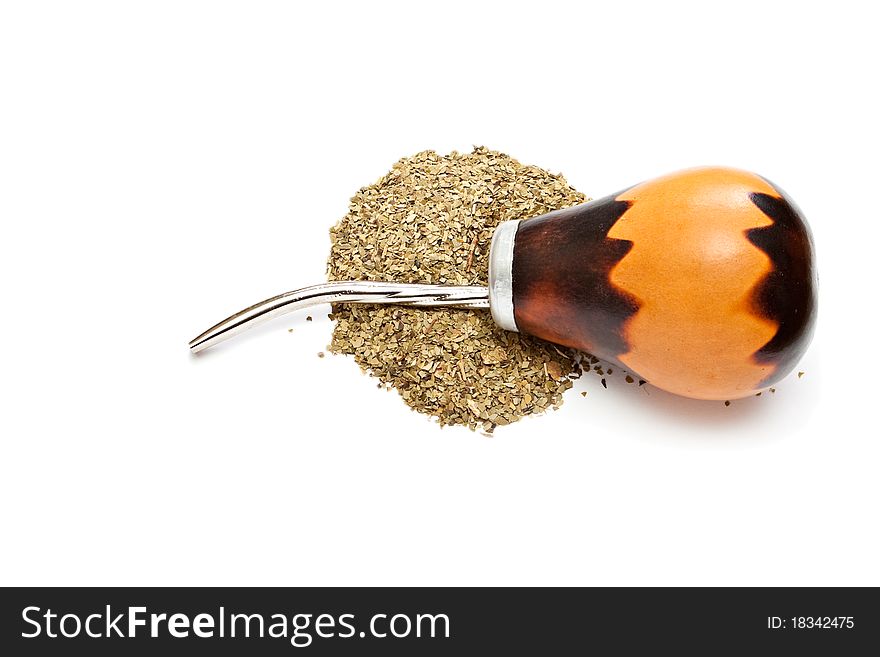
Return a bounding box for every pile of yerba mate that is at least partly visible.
[327,147,591,431]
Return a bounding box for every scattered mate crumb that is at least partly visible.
[317,352,324,358]
[327,147,590,430]
[798,371,804,378]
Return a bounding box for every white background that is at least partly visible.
[1,1,877,586]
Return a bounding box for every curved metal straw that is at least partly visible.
[189,281,490,354]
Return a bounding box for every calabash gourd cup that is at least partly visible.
[189,166,817,401]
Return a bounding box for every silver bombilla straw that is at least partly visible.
[189,219,519,354]
[188,281,490,354]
